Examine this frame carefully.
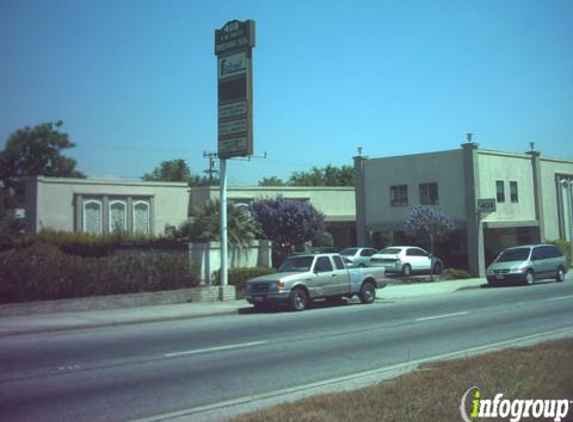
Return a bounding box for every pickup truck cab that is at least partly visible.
[245,253,387,311]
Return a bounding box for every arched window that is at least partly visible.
[83,200,102,234]
[109,200,127,232]
[133,201,150,235]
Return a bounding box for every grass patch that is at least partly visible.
[231,338,573,422]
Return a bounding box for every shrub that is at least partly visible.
[371,230,394,250]
[213,267,277,290]
[440,268,471,280]
[179,199,258,247]
[548,239,572,269]
[313,231,334,247]
[0,243,200,304]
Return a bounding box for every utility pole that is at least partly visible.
[202,151,219,185]
[219,158,228,287]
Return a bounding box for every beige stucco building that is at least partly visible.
[25,177,357,247]
[355,143,573,276]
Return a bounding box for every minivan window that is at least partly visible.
[497,247,531,262]
[531,247,544,260]
[541,245,562,259]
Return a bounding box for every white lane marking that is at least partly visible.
[549,295,573,302]
[57,365,81,372]
[415,311,468,322]
[129,326,573,422]
[164,341,266,358]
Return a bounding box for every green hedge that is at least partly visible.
[0,229,185,257]
[0,243,199,304]
[213,267,277,290]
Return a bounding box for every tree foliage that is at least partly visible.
[0,121,85,208]
[258,176,286,187]
[288,164,354,186]
[178,199,257,247]
[250,198,325,259]
[258,164,355,187]
[142,159,218,186]
[142,159,191,182]
[404,205,455,256]
[0,121,85,187]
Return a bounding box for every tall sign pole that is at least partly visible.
[215,20,255,289]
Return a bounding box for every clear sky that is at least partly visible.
[1,0,572,186]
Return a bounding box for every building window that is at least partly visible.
[390,185,408,207]
[84,200,102,234]
[109,200,127,232]
[496,181,505,203]
[510,181,518,203]
[77,195,153,236]
[133,201,150,235]
[419,183,439,205]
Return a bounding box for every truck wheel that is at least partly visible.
[359,282,376,304]
[289,288,308,311]
[402,264,412,277]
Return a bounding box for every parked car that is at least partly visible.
[245,253,386,311]
[368,246,443,276]
[340,247,378,267]
[486,244,567,286]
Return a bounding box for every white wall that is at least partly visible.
[362,149,466,230]
[192,186,356,222]
[539,157,573,240]
[477,150,536,223]
[27,177,190,235]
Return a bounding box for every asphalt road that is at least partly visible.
[1,278,573,422]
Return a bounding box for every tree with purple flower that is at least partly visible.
[250,198,325,266]
[405,205,455,277]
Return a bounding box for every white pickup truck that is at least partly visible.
[245,253,387,311]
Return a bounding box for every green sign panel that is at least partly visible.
[215,20,255,159]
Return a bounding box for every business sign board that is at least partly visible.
[478,198,497,213]
[215,20,255,159]
[218,52,248,79]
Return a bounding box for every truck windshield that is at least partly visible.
[496,247,531,262]
[279,256,315,272]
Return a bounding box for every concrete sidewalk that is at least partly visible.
[0,278,486,337]
[379,277,486,298]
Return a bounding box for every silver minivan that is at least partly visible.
[486,244,568,286]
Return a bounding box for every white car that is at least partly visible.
[369,246,443,276]
[340,247,378,267]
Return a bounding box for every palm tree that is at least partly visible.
[179,199,258,248]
